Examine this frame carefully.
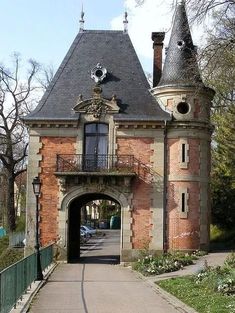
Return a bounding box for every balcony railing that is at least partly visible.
[56,154,136,174]
[56,154,157,183]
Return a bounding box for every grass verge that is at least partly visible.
[157,253,235,313]
[157,276,235,313]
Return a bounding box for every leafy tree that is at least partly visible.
[0,54,40,231]
[211,104,235,228]
[201,10,235,228]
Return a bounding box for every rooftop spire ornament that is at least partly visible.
[123,11,128,33]
[79,4,85,32]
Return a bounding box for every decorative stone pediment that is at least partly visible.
[73,85,119,118]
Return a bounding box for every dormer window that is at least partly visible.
[91,63,107,83]
[177,40,185,50]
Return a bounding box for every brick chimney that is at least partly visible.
[152,32,165,87]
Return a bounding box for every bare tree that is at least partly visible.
[0,53,40,231]
[36,63,55,91]
[185,0,235,22]
[134,0,235,19]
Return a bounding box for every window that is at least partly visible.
[84,123,108,171]
[179,188,188,218]
[182,143,186,163]
[179,140,189,168]
[181,193,185,213]
[177,102,190,114]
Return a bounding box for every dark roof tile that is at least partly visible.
[25,30,170,122]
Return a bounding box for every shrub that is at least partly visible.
[0,236,9,255]
[133,251,204,276]
[0,248,24,271]
[194,253,235,295]
[225,252,235,268]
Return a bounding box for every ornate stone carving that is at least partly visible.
[58,177,66,194]
[73,85,119,117]
[86,98,108,118]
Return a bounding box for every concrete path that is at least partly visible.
[28,231,183,313]
[27,231,230,313]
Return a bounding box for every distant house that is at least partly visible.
[24,3,214,262]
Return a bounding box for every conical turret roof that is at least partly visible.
[158,2,204,88]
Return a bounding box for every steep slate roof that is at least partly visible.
[158,3,204,88]
[25,30,170,122]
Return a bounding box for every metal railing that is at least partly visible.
[56,154,135,173]
[56,154,159,183]
[0,244,54,313]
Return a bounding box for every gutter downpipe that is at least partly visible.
[163,120,168,254]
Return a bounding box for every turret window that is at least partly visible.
[181,193,186,212]
[179,188,189,218]
[182,143,186,163]
[177,102,190,114]
[177,40,185,50]
[179,139,189,168]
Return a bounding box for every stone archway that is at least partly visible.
[58,184,133,262]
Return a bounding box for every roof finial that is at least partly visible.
[123,11,128,33]
[79,4,85,32]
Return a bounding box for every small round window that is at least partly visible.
[95,69,104,78]
[177,102,190,114]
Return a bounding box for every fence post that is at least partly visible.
[14,264,17,308]
[0,273,2,313]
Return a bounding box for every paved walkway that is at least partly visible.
[16,231,230,313]
[29,262,183,313]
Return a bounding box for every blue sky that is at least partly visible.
[0,1,124,67]
[0,0,206,74]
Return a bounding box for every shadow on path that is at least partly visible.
[79,254,120,264]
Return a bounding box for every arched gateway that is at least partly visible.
[60,185,131,262]
[24,3,214,262]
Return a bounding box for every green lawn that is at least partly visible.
[157,276,235,313]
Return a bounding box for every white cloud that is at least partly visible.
[111,0,207,73]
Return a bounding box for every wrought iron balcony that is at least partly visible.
[56,154,136,174]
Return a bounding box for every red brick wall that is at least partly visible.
[168,138,200,176]
[167,138,201,250]
[167,181,200,250]
[117,137,154,249]
[39,137,76,245]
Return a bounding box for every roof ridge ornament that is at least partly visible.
[79,4,85,32]
[123,11,128,33]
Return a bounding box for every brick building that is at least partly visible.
[24,3,214,261]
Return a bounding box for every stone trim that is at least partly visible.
[27,122,78,128]
[168,175,209,182]
[25,135,43,252]
[58,184,133,258]
[149,137,164,250]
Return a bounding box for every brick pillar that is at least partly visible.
[152,32,165,87]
